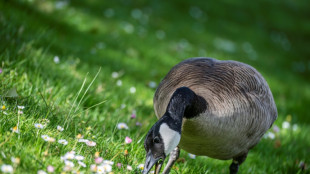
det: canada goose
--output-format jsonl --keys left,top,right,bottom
{"left": 142, "top": 58, "right": 277, "bottom": 174}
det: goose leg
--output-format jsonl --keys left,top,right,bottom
{"left": 162, "top": 146, "right": 180, "bottom": 174}
{"left": 229, "top": 152, "right": 248, "bottom": 174}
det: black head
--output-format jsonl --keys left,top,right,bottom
{"left": 142, "top": 116, "right": 181, "bottom": 174}
{"left": 142, "top": 122, "right": 166, "bottom": 174}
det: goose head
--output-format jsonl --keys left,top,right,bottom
{"left": 143, "top": 115, "right": 181, "bottom": 174}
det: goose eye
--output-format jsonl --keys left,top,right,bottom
{"left": 153, "top": 137, "right": 160, "bottom": 143}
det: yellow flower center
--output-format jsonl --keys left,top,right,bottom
{"left": 1, "top": 105, "right": 6, "bottom": 110}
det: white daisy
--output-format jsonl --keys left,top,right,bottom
{"left": 58, "top": 139, "right": 68, "bottom": 145}
{"left": 1, "top": 164, "right": 13, "bottom": 173}
{"left": 57, "top": 125, "right": 64, "bottom": 131}
{"left": 117, "top": 123, "right": 129, "bottom": 130}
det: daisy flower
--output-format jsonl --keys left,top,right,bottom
{"left": 130, "top": 113, "right": 136, "bottom": 119}
{"left": 17, "top": 106, "right": 25, "bottom": 110}
{"left": 127, "top": 165, "right": 133, "bottom": 171}
{"left": 34, "top": 123, "right": 45, "bottom": 129}
{"left": 58, "top": 139, "right": 68, "bottom": 145}
{"left": 103, "top": 160, "right": 114, "bottom": 165}
{"left": 117, "top": 163, "right": 122, "bottom": 168}
{"left": 86, "top": 141, "right": 96, "bottom": 147}
{"left": 272, "top": 125, "right": 280, "bottom": 133}
{"left": 137, "top": 164, "right": 144, "bottom": 170}
{"left": 1, "top": 164, "right": 13, "bottom": 173}
{"left": 64, "top": 160, "right": 74, "bottom": 168}
{"left": 188, "top": 153, "right": 196, "bottom": 159}
{"left": 11, "top": 126, "right": 19, "bottom": 134}
{"left": 57, "top": 125, "right": 64, "bottom": 131}
{"left": 116, "top": 80, "right": 122, "bottom": 86}
{"left": 136, "top": 122, "right": 142, "bottom": 126}
{"left": 78, "top": 161, "right": 86, "bottom": 168}
{"left": 117, "top": 123, "right": 129, "bottom": 130}
{"left": 148, "top": 81, "right": 157, "bottom": 88}
{"left": 76, "top": 134, "right": 83, "bottom": 139}
{"left": 266, "top": 132, "right": 275, "bottom": 139}
{"left": 282, "top": 121, "right": 290, "bottom": 129}
{"left": 63, "top": 151, "right": 75, "bottom": 160}
{"left": 125, "top": 136, "right": 132, "bottom": 144}
{"left": 47, "top": 165, "right": 54, "bottom": 173}
{"left": 75, "top": 155, "right": 85, "bottom": 161}
{"left": 78, "top": 139, "right": 89, "bottom": 143}
{"left": 95, "top": 157, "right": 103, "bottom": 164}
{"left": 90, "top": 164, "right": 97, "bottom": 172}
{"left": 53, "top": 56, "right": 60, "bottom": 64}
{"left": 41, "top": 135, "right": 50, "bottom": 142}
{"left": 129, "top": 87, "right": 136, "bottom": 93}
{"left": 97, "top": 164, "right": 112, "bottom": 173}
{"left": 11, "top": 157, "right": 20, "bottom": 164}
{"left": 111, "top": 72, "right": 119, "bottom": 78}
{"left": 37, "top": 170, "right": 47, "bottom": 174}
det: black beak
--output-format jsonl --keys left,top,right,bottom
{"left": 142, "top": 151, "right": 164, "bottom": 174}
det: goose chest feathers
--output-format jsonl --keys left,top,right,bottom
{"left": 143, "top": 58, "right": 277, "bottom": 174}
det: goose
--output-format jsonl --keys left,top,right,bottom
{"left": 142, "top": 58, "right": 277, "bottom": 174}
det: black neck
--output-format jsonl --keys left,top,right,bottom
{"left": 164, "top": 87, "right": 207, "bottom": 132}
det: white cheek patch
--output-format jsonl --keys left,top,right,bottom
{"left": 159, "top": 123, "right": 181, "bottom": 155}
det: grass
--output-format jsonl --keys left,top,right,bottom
{"left": 0, "top": 0, "right": 310, "bottom": 173}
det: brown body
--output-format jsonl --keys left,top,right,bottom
{"left": 154, "top": 58, "right": 277, "bottom": 160}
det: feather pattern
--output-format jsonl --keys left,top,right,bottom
{"left": 153, "top": 58, "right": 277, "bottom": 160}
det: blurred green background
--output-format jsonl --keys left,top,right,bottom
{"left": 0, "top": 0, "right": 310, "bottom": 173}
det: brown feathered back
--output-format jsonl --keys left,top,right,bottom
{"left": 153, "top": 58, "right": 277, "bottom": 159}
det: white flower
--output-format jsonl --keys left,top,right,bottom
{"left": 97, "top": 164, "right": 112, "bottom": 173}
{"left": 90, "top": 164, "right": 97, "bottom": 172}
{"left": 64, "top": 160, "right": 75, "bottom": 167}
{"left": 53, "top": 56, "right": 60, "bottom": 64}
{"left": 188, "top": 153, "right": 196, "bottom": 159}
{"left": 63, "top": 152, "right": 75, "bottom": 160}
{"left": 86, "top": 141, "right": 96, "bottom": 147}
{"left": 116, "top": 80, "right": 122, "bottom": 86}
{"left": 11, "top": 157, "right": 20, "bottom": 164}
{"left": 282, "top": 121, "right": 290, "bottom": 129}
{"left": 37, "top": 170, "right": 47, "bottom": 174}
{"left": 137, "top": 164, "right": 144, "bottom": 170}
{"left": 78, "top": 161, "right": 86, "bottom": 168}
{"left": 57, "top": 125, "right": 64, "bottom": 131}
{"left": 267, "top": 132, "right": 275, "bottom": 139}
{"left": 292, "top": 124, "right": 298, "bottom": 131}
{"left": 111, "top": 72, "right": 119, "bottom": 78}
{"left": 148, "top": 81, "right": 157, "bottom": 88}
{"left": 129, "top": 87, "right": 136, "bottom": 93}
{"left": 34, "top": 123, "right": 45, "bottom": 129}
{"left": 1, "top": 164, "right": 13, "bottom": 173}
{"left": 127, "top": 165, "right": 133, "bottom": 171}
{"left": 103, "top": 160, "right": 114, "bottom": 165}
{"left": 78, "top": 139, "right": 89, "bottom": 143}
{"left": 17, "top": 106, "right": 25, "bottom": 110}
{"left": 75, "top": 155, "right": 85, "bottom": 161}
{"left": 58, "top": 139, "right": 68, "bottom": 145}
{"left": 272, "top": 125, "right": 280, "bottom": 133}
{"left": 11, "top": 126, "right": 19, "bottom": 134}
{"left": 41, "top": 135, "right": 50, "bottom": 142}
{"left": 117, "top": 123, "right": 129, "bottom": 130}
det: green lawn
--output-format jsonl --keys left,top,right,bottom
{"left": 0, "top": 0, "right": 309, "bottom": 173}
